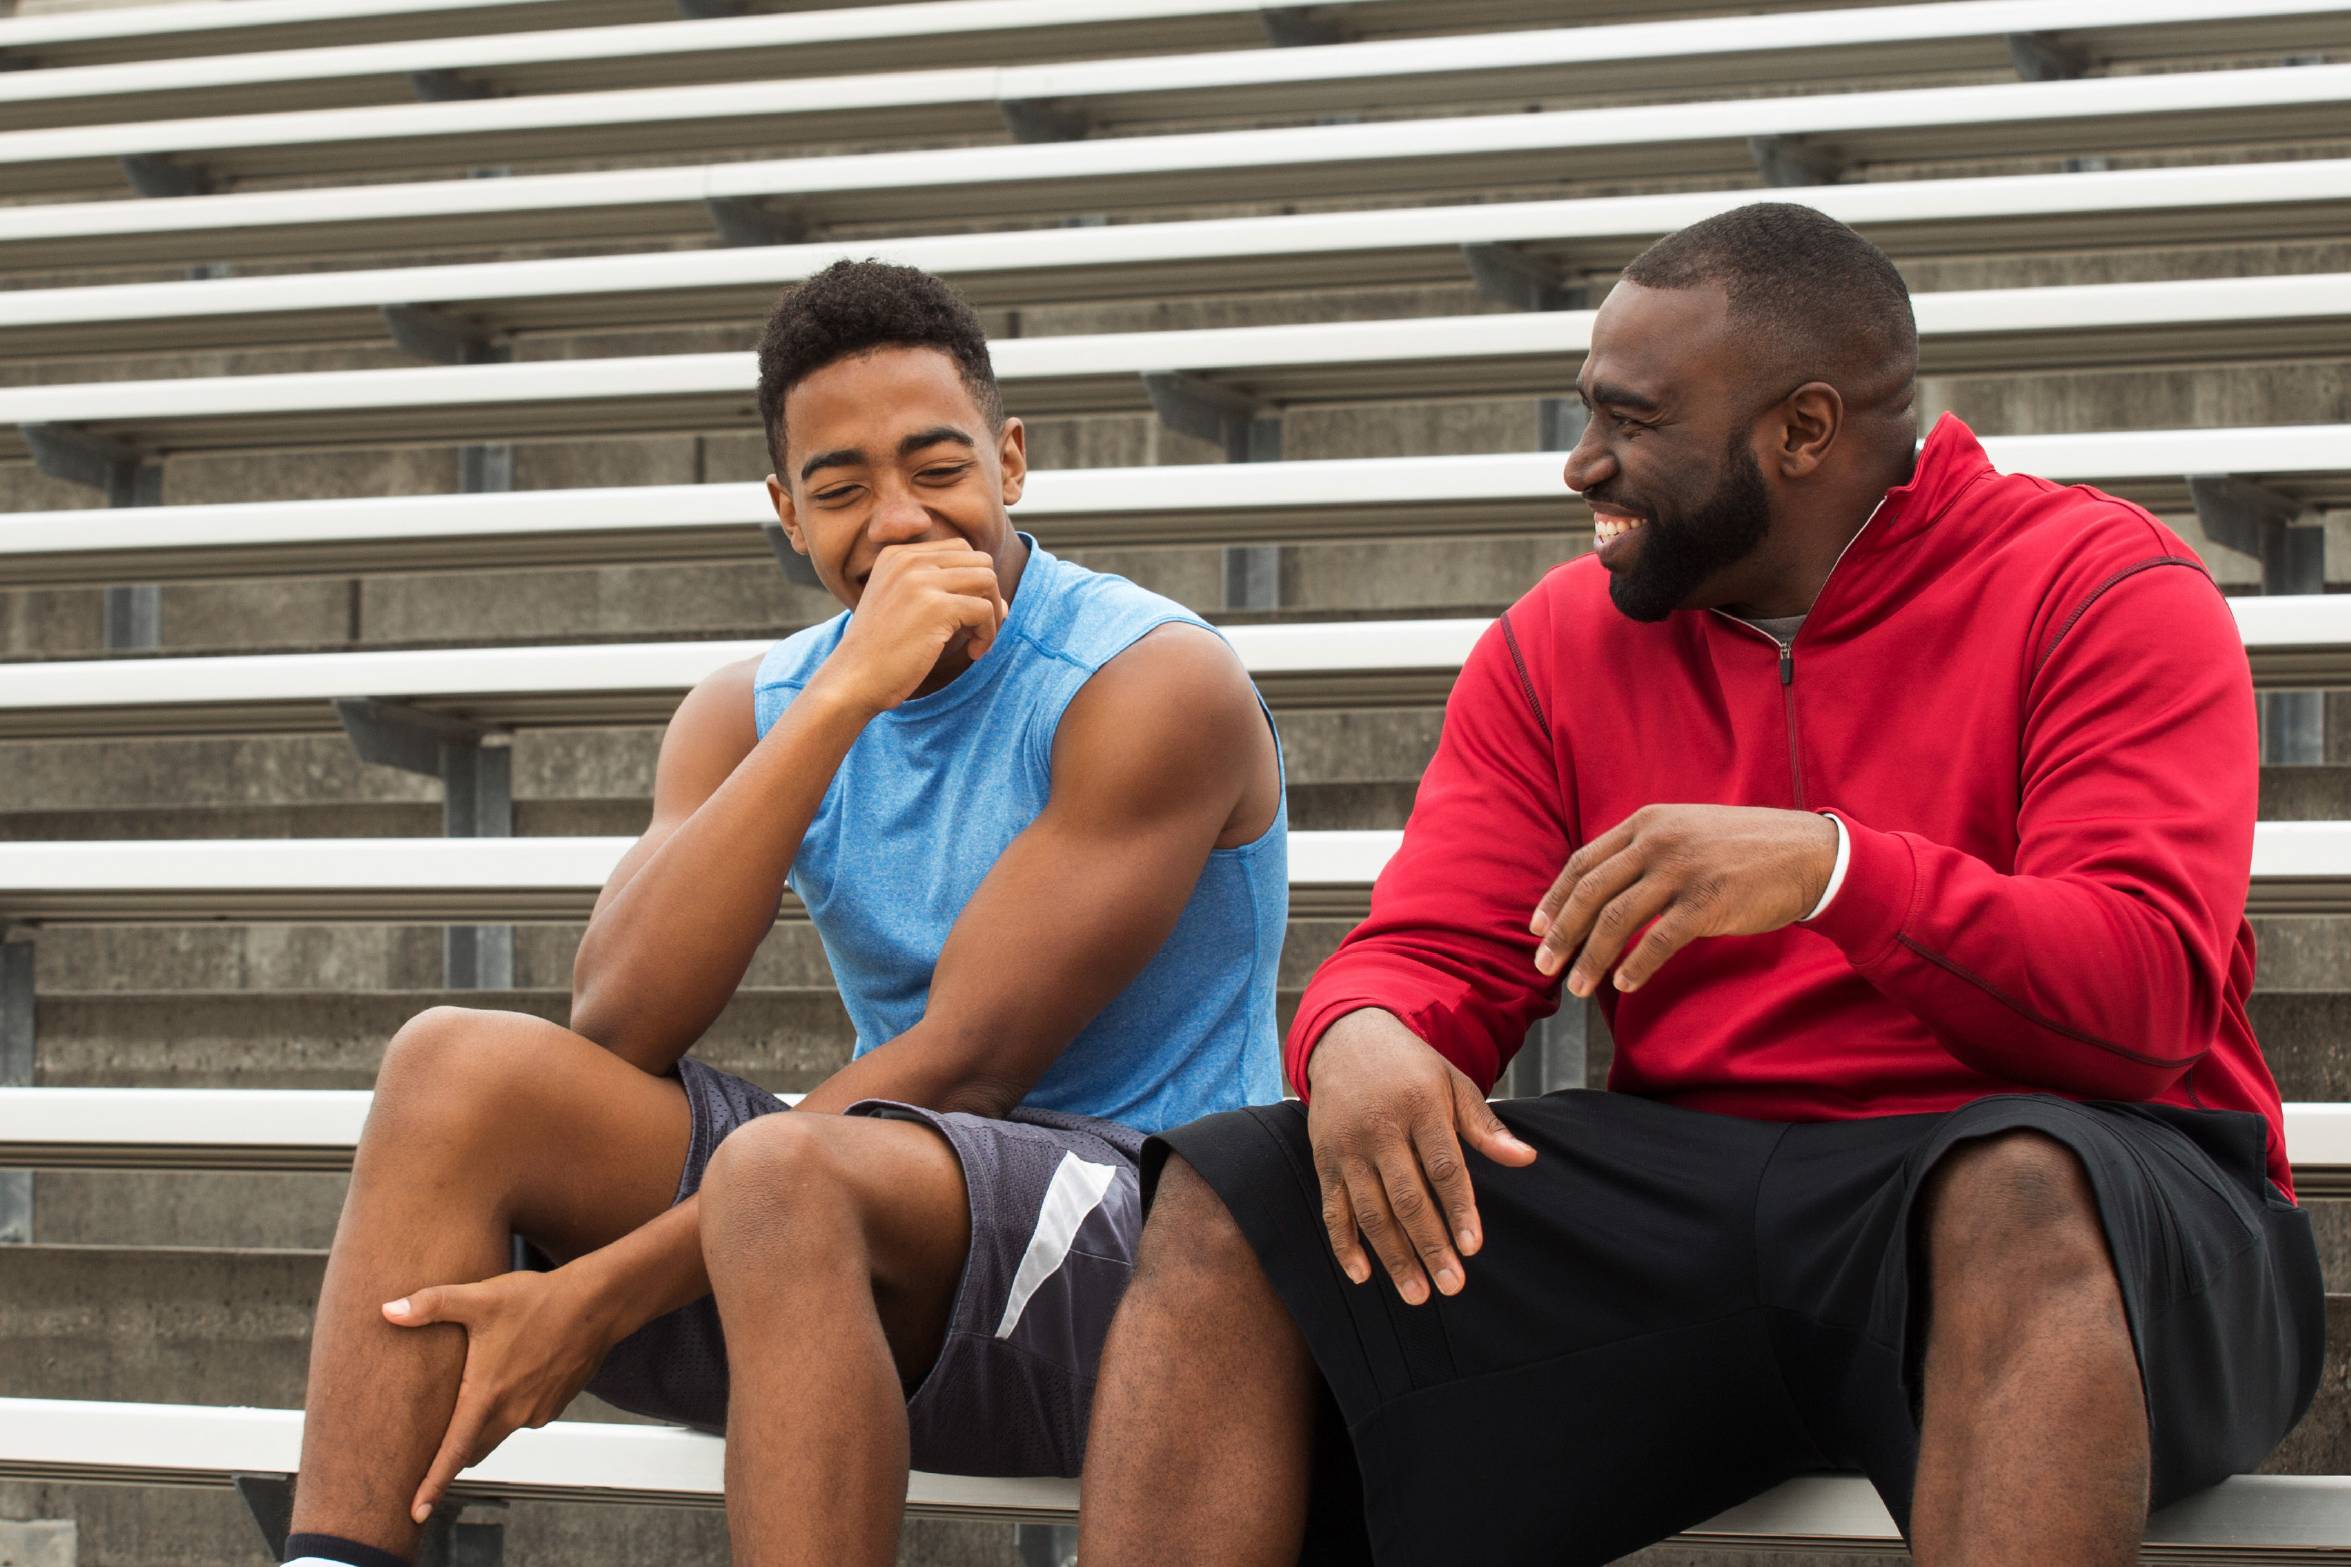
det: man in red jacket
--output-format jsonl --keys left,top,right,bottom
{"left": 1076, "top": 203, "right": 2321, "bottom": 1565}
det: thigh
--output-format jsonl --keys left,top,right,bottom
{"left": 1770, "top": 1096, "right": 2327, "bottom": 1520}
{"left": 1156, "top": 1090, "right": 1823, "bottom": 1565}
{"left": 870, "top": 1103, "right": 1142, "bottom": 1479}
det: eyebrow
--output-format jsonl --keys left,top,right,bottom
{"left": 1577, "top": 380, "right": 1664, "bottom": 414}
{"left": 797, "top": 426, "right": 977, "bottom": 483}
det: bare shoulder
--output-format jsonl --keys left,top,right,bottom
{"left": 1055, "top": 624, "right": 1276, "bottom": 837}
{"left": 1071, "top": 622, "right": 1261, "bottom": 744}
{"left": 653, "top": 655, "right": 762, "bottom": 807}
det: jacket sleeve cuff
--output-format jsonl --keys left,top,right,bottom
{"left": 1800, "top": 812, "right": 1916, "bottom": 968}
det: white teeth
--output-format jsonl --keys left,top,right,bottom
{"left": 1593, "top": 514, "right": 1647, "bottom": 543}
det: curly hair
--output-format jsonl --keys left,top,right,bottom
{"left": 754, "top": 259, "right": 1004, "bottom": 473}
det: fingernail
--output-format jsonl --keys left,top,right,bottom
{"left": 1529, "top": 913, "right": 1549, "bottom": 938}
{"left": 1566, "top": 974, "right": 1586, "bottom": 997}
{"left": 1614, "top": 973, "right": 1634, "bottom": 992}
{"left": 383, "top": 1298, "right": 409, "bottom": 1317}
{"left": 1457, "top": 1229, "right": 1477, "bottom": 1253}
{"left": 413, "top": 1504, "right": 431, "bottom": 1524}
{"left": 1401, "top": 1279, "right": 1427, "bottom": 1305}
{"left": 1436, "top": 1267, "right": 1462, "bottom": 1295}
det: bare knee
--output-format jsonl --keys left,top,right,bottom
{"left": 1132, "top": 1156, "right": 1274, "bottom": 1306}
{"left": 702, "top": 1113, "right": 860, "bottom": 1265}
{"left": 1923, "top": 1131, "right": 2121, "bottom": 1340}
{"left": 368, "top": 1006, "right": 548, "bottom": 1142}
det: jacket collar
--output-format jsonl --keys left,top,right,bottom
{"left": 1856, "top": 411, "right": 1997, "bottom": 555}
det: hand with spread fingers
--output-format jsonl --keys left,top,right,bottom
{"left": 1531, "top": 803, "right": 1839, "bottom": 998}
{"left": 1305, "top": 1008, "right": 1539, "bottom": 1306}
{"left": 383, "top": 1266, "right": 622, "bottom": 1524}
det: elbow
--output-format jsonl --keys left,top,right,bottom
{"left": 934, "top": 1070, "right": 1029, "bottom": 1124}
{"left": 567, "top": 984, "right": 670, "bottom": 1077}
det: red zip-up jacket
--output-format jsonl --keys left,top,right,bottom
{"left": 1290, "top": 414, "right": 2291, "bottom": 1197}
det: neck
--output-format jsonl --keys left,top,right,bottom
{"left": 1722, "top": 485, "right": 1891, "bottom": 621}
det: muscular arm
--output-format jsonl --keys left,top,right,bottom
{"left": 568, "top": 657, "right": 866, "bottom": 1072}
{"left": 801, "top": 622, "right": 1276, "bottom": 1116}
{"left": 570, "top": 623, "right": 1277, "bottom": 1336}
{"left": 1806, "top": 558, "right": 2257, "bottom": 1099}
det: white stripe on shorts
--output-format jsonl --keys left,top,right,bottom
{"left": 995, "top": 1150, "right": 1121, "bottom": 1340}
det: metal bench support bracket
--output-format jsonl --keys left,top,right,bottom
{"left": 1, "top": 938, "right": 32, "bottom": 1244}
{"left": 335, "top": 700, "right": 516, "bottom": 989}
{"left": 119, "top": 153, "right": 210, "bottom": 198}
{"left": 707, "top": 197, "right": 811, "bottom": 249}
{"left": 1000, "top": 99, "right": 1089, "bottom": 143}
{"left": 1142, "top": 373, "right": 1285, "bottom": 609}
{"left": 23, "top": 423, "right": 165, "bottom": 649}
{"left": 238, "top": 1473, "right": 505, "bottom": 1566}
{"left": 1261, "top": 8, "right": 1347, "bottom": 46}
{"left": 411, "top": 69, "right": 495, "bottom": 102}
{"left": 762, "top": 517, "right": 823, "bottom": 589}
{"left": 2192, "top": 473, "right": 2326, "bottom": 764}
{"left": 1748, "top": 135, "right": 1844, "bottom": 188}
{"left": 2006, "top": 31, "right": 2089, "bottom": 82}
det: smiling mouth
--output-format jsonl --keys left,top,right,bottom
{"left": 1593, "top": 509, "right": 1649, "bottom": 546}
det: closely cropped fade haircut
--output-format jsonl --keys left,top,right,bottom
{"left": 1622, "top": 203, "right": 1918, "bottom": 419}
{"left": 755, "top": 259, "right": 1004, "bottom": 474}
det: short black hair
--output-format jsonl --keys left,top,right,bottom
{"left": 1621, "top": 202, "right": 1918, "bottom": 417}
{"left": 754, "top": 259, "right": 1004, "bottom": 474}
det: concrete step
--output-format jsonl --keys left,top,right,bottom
{"left": 0, "top": 708, "right": 1448, "bottom": 840}
{"left": 18, "top": 917, "right": 1363, "bottom": 996}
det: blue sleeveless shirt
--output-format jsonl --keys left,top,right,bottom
{"left": 752, "top": 538, "right": 1287, "bottom": 1135}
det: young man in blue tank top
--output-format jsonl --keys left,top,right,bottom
{"left": 278, "top": 261, "right": 1287, "bottom": 1567}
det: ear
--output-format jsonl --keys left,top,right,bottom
{"left": 996, "top": 417, "right": 1028, "bottom": 507}
{"left": 765, "top": 472, "right": 810, "bottom": 557}
{"left": 1776, "top": 382, "right": 1843, "bottom": 479}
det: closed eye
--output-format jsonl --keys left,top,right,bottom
{"left": 917, "top": 463, "right": 974, "bottom": 483}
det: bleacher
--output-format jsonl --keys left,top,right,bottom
{"left": 0, "top": 0, "right": 2345, "bottom": 1562}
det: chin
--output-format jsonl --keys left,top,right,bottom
{"left": 1606, "top": 571, "right": 1681, "bottom": 624}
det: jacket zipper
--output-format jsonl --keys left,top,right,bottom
{"left": 1710, "top": 497, "right": 1890, "bottom": 814}
{"left": 1778, "top": 639, "right": 1805, "bottom": 808}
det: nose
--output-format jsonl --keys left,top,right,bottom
{"left": 866, "top": 484, "right": 934, "bottom": 547}
{"left": 1561, "top": 418, "right": 1612, "bottom": 498}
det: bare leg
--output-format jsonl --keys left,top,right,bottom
{"left": 698, "top": 1111, "right": 970, "bottom": 1567}
{"left": 1077, "top": 1155, "right": 1320, "bottom": 1566}
{"left": 290, "top": 1006, "right": 691, "bottom": 1559}
{"left": 1909, "top": 1131, "right": 2147, "bottom": 1567}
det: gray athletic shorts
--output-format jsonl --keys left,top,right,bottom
{"left": 574, "top": 1056, "right": 1145, "bottom": 1479}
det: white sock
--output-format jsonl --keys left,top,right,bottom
{"left": 284, "top": 1559, "right": 355, "bottom": 1567}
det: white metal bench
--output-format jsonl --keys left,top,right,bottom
{"left": 8, "top": 0, "right": 2341, "bottom": 136}
{"left": 0, "top": 0, "right": 1604, "bottom": 132}
{"left": 4, "top": 428, "right": 2341, "bottom": 587}
{"left": 0, "top": 597, "right": 2339, "bottom": 740}
{"left": 0, "top": 0, "right": 1628, "bottom": 74}
{"left": 0, "top": 1398, "right": 2344, "bottom": 1556}
{"left": 7, "top": 1089, "right": 2348, "bottom": 1187}
{"left": 13, "top": 148, "right": 2346, "bottom": 287}
{"left": 2, "top": 52, "right": 2342, "bottom": 201}
{"left": 9, "top": 275, "right": 2349, "bottom": 452}
{"left": 0, "top": 822, "right": 2342, "bottom": 924}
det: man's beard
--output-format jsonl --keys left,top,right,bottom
{"left": 1603, "top": 434, "right": 1773, "bottom": 623}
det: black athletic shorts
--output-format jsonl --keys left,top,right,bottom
{"left": 1152, "top": 1090, "right": 2324, "bottom": 1565}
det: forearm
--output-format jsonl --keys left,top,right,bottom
{"left": 572, "top": 688, "right": 869, "bottom": 1065}
{"left": 566, "top": 1196, "right": 712, "bottom": 1343}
